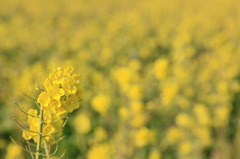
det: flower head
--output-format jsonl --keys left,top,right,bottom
{"left": 23, "top": 66, "right": 82, "bottom": 144}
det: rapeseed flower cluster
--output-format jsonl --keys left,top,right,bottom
{"left": 22, "top": 66, "right": 82, "bottom": 144}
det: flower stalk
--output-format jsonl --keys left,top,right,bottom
{"left": 12, "top": 66, "right": 82, "bottom": 158}
{"left": 36, "top": 106, "right": 43, "bottom": 159}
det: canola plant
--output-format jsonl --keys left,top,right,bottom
{"left": 0, "top": 0, "right": 240, "bottom": 158}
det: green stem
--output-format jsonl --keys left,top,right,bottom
{"left": 36, "top": 106, "right": 44, "bottom": 159}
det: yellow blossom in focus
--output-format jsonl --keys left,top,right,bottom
{"left": 43, "top": 124, "right": 55, "bottom": 136}
{"left": 54, "top": 105, "right": 67, "bottom": 117}
{"left": 37, "top": 92, "right": 50, "bottom": 108}
{"left": 49, "top": 99, "right": 61, "bottom": 108}
{"left": 64, "top": 95, "right": 80, "bottom": 113}
{"left": 63, "top": 66, "right": 74, "bottom": 76}
{"left": 47, "top": 84, "right": 65, "bottom": 100}
{"left": 27, "top": 109, "right": 38, "bottom": 124}
{"left": 22, "top": 130, "right": 33, "bottom": 140}
{"left": 22, "top": 66, "right": 82, "bottom": 144}
{"left": 43, "top": 124, "right": 56, "bottom": 143}
{"left": 48, "top": 68, "right": 64, "bottom": 85}
{"left": 62, "top": 78, "right": 77, "bottom": 95}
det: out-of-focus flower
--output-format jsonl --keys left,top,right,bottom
{"left": 74, "top": 113, "right": 91, "bottom": 134}
{"left": 154, "top": 58, "right": 169, "bottom": 80}
{"left": 5, "top": 143, "right": 23, "bottom": 159}
{"left": 91, "top": 94, "right": 110, "bottom": 115}
{"left": 149, "top": 150, "right": 161, "bottom": 159}
{"left": 87, "top": 143, "right": 112, "bottom": 159}
{"left": 133, "top": 127, "right": 155, "bottom": 147}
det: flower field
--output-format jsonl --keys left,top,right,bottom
{"left": 0, "top": 0, "right": 240, "bottom": 158}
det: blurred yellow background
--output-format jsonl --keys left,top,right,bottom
{"left": 1, "top": 0, "right": 240, "bottom": 158}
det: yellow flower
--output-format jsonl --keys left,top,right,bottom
{"left": 93, "top": 127, "right": 107, "bottom": 142}
{"left": 118, "top": 107, "right": 129, "bottom": 120}
{"left": 176, "top": 113, "right": 193, "bottom": 128}
{"left": 131, "top": 114, "right": 146, "bottom": 128}
{"left": 112, "top": 67, "right": 132, "bottom": 91}
{"left": 43, "top": 124, "right": 55, "bottom": 136}
{"left": 27, "top": 109, "right": 38, "bottom": 124}
{"left": 52, "top": 119, "right": 64, "bottom": 136}
{"left": 42, "top": 124, "right": 56, "bottom": 143}
{"left": 48, "top": 68, "right": 64, "bottom": 85}
{"left": 44, "top": 78, "right": 52, "bottom": 90}
{"left": 154, "top": 58, "right": 169, "bottom": 80}
{"left": 64, "top": 95, "right": 80, "bottom": 113}
{"left": 130, "top": 100, "right": 143, "bottom": 114}
{"left": 74, "top": 113, "right": 91, "bottom": 134}
{"left": 87, "top": 143, "right": 112, "bottom": 159}
{"left": 127, "top": 84, "right": 143, "bottom": 100}
{"left": 134, "top": 127, "right": 155, "bottom": 147}
{"left": 178, "top": 141, "right": 192, "bottom": 156}
{"left": 62, "top": 78, "right": 77, "bottom": 95}
{"left": 149, "top": 150, "right": 161, "bottom": 159}
{"left": 128, "top": 59, "right": 141, "bottom": 71}
{"left": 22, "top": 66, "right": 82, "bottom": 144}
{"left": 43, "top": 112, "right": 52, "bottom": 123}
{"left": 112, "top": 67, "right": 132, "bottom": 84}
{"left": 214, "top": 105, "right": 231, "bottom": 127}
{"left": 194, "top": 127, "right": 212, "bottom": 147}
{"left": 48, "top": 84, "right": 65, "bottom": 100}
{"left": 193, "top": 104, "right": 211, "bottom": 126}
{"left": 5, "top": 143, "right": 23, "bottom": 159}
{"left": 91, "top": 94, "right": 110, "bottom": 115}
{"left": 166, "top": 127, "right": 183, "bottom": 144}
{"left": 49, "top": 99, "right": 61, "bottom": 108}
{"left": 22, "top": 130, "right": 33, "bottom": 140}
{"left": 162, "top": 82, "right": 178, "bottom": 106}
{"left": 37, "top": 92, "right": 50, "bottom": 107}
{"left": 54, "top": 105, "right": 67, "bottom": 117}
{"left": 63, "top": 66, "right": 74, "bottom": 76}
